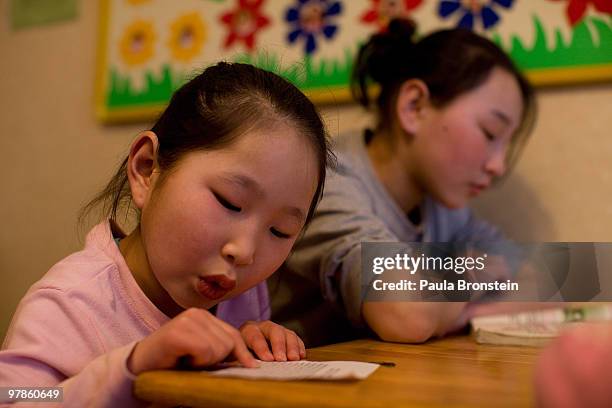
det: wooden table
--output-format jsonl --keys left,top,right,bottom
{"left": 134, "top": 336, "right": 541, "bottom": 407}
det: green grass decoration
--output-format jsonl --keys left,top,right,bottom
{"left": 509, "top": 16, "right": 612, "bottom": 69}
{"left": 107, "top": 65, "right": 179, "bottom": 108}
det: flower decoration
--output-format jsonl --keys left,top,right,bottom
{"left": 285, "top": 0, "right": 342, "bottom": 55}
{"left": 220, "top": 0, "right": 271, "bottom": 51}
{"left": 360, "top": 0, "right": 423, "bottom": 32}
{"left": 438, "top": 0, "right": 514, "bottom": 31}
{"left": 548, "top": 0, "right": 612, "bottom": 26}
{"left": 168, "top": 12, "right": 207, "bottom": 63}
{"left": 119, "top": 20, "right": 155, "bottom": 66}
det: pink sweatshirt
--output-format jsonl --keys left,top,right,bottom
{"left": 0, "top": 221, "right": 270, "bottom": 407}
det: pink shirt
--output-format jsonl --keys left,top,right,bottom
{"left": 0, "top": 221, "right": 270, "bottom": 407}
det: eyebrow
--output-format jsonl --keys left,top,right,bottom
{"left": 219, "top": 173, "right": 307, "bottom": 222}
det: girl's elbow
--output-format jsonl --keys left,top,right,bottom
{"left": 363, "top": 303, "right": 437, "bottom": 343}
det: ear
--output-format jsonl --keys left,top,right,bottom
{"left": 127, "top": 131, "right": 160, "bottom": 210}
{"left": 395, "top": 79, "right": 430, "bottom": 136}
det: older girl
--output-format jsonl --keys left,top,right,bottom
{"left": 271, "top": 19, "right": 536, "bottom": 346}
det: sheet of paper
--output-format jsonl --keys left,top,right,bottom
{"left": 208, "top": 360, "right": 379, "bottom": 381}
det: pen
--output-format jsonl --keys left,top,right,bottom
{"left": 368, "top": 361, "right": 396, "bottom": 367}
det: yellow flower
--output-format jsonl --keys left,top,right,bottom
{"left": 119, "top": 20, "right": 155, "bottom": 66}
{"left": 168, "top": 12, "right": 206, "bottom": 63}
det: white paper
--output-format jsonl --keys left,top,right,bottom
{"left": 208, "top": 360, "right": 379, "bottom": 381}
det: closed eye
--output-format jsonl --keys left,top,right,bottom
{"left": 482, "top": 129, "right": 497, "bottom": 141}
{"left": 213, "top": 192, "right": 241, "bottom": 212}
{"left": 270, "top": 227, "right": 291, "bottom": 239}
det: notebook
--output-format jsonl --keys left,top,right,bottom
{"left": 470, "top": 304, "right": 612, "bottom": 346}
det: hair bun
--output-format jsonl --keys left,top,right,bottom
{"left": 363, "top": 18, "right": 417, "bottom": 84}
{"left": 351, "top": 18, "right": 418, "bottom": 107}
{"left": 387, "top": 18, "right": 417, "bottom": 44}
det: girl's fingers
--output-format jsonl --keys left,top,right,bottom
{"left": 242, "top": 325, "right": 274, "bottom": 361}
{"left": 216, "top": 319, "right": 258, "bottom": 368}
{"left": 230, "top": 331, "right": 258, "bottom": 368}
{"left": 240, "top": 321, "right": 306, "bottom": 361}
{"left": 266, "top": 324, "right": 288, "bottom": 361}
{"left": 182, "top": 310, "right": 255, "bottom": 368}
{"left": 189, "top": 323, "right": 233, "bottom": 367}
{"left": 298, "top": 336, "right": 307, "bottom": 359}
{"left": 284, "top": 330, "right": 301, "bottom": 361}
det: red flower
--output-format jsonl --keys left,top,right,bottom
{"left": 220, "top": 0, "right": 271, "bottom": 51}
{"left": 360, "top": 0, "right": 423, "bottom": 32}
{"left": 549, "top": 0, "right": 612, "bottom": 26}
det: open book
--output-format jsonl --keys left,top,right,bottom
{"left": 470, "top": 305, "right": 612, "bottom": 346}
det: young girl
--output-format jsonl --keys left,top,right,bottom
{"left": 271, "top": 19, "right": 536, "bottom": 347}
{"left": 0, "top": 62, "right": 332, "bottom": 406}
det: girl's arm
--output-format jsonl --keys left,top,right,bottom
{"left": 0, "top": 342, "right": 140, "bottom": 407}
{"left": 0, "top": 286, "right": 145, "bottom": 407}
{"left": 362, "top": 301, "right": 467, "bottom": 343}
{"left": 1, "top": 287, "right": 256, "bottom": 407}
{"left": 337, "top": 208, "right": 520, "bottom": 343}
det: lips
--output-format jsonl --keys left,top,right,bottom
{"left": 196, "top": 275, "right": 236, "bottom": 300}
{"left": 471, "top": 181, "right": 490, "bottom": 190}
{"left": 468, "top": 182, "right": 489, "bottom": 196}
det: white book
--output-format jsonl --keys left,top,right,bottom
{"left": 470, "top": 305, "right": 612, "bottom": 346}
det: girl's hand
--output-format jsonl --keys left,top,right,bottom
{"left": 239, "top": 320, "right": 306, "bottom": 362}
{"left": 128, "top": 308, "right": 257, "bottom": 375}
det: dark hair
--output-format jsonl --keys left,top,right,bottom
{"left": 352, "top": 18, "right": 536, "bottom": 170}
{"left": 81, "top": 62, "right": 333, "bottom": 228}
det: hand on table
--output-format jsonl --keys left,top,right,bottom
{"left": 128, "top": 308, "right": 257, "bottom": 375}
{"left": 240, "top": 320, "right": 306, "bottom": 362}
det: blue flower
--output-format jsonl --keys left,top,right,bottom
{"left": 286, "top": 0, "right": 342, "bottom": 55}
{"left": 438, "top": 0, "right": 514, "bottom": 31}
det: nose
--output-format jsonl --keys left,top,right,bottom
{"left": 484, "top": 149, "right": 507, "bottom": 178}
{"left": 221, "top": 232, "right": 256, "bottom": 266}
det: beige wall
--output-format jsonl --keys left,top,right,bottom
{"left": 1, "top": 1, "right": 611, "bottom": 340}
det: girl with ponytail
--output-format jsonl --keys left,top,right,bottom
{"left": 272, "top": 19, "right": 536, "bottom": 346}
